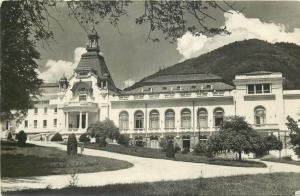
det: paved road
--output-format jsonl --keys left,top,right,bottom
{"left": 2, "top": 141, "right": 300, "bottom": 192}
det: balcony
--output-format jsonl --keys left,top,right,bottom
{"left": 149, "top": 94, "right": 160, "bottom": 99}
{"left": 119, "top": 96, "right": 129, "bottom": 100}
{"left": 134, "top": 95, "right": 144, "bottom": 100}
{"left": 180, "top": 127, "right": 192, "bottom": 132}
{"left": 134, "top": 128, "right": 145, "bottom": 132}
{"left": 113, "top": 91, "right": 233, "bottom": 102}
{"left": 165, "top": 93, "right": 175, "bottom": 98}
{"left": 252, "top": 124, "right": 279, "bottom": 130}
{"left": 180, "top": 93, "right": 192, "bottom": 97}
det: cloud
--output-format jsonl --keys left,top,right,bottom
{"left": 177, "top": 11, "right": 300, "bottom": 60}
{"left": 123, "top": 79, "right": 135, "bottom": 88}
{"left": 39, "top": 47, "right": 87, "bottom": 82}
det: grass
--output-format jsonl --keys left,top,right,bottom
{"left": 85, "top": 143, "right": 267, "bottom": 168}
{"left": 262, "top": 157, "right": 300, "bottom": 166}
{"left": 1, "top": 140, "right": 133, "bottom": 178}
{"left": 3, "top": 173, "right": 300, "bottom": 196}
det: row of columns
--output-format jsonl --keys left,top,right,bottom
{"left": 65, "top": 111, "right": 89, "bottom": 129}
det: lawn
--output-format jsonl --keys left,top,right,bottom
{"left": 1, "top": 140, "right": 133, "bottom": 178}
{"left": 3, "top": 173, "right": 300, "bottom": 196}
{"left": 85, "top": 143, "right": 267, "bottom": 168}
{"left": 262, "top": 157, "right": 300, "bottom": 166}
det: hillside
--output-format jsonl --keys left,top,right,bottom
{"left": 135, "top": 39, "right": 300, "bottom": 90}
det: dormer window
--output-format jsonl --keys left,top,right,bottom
{"left": 79, "top": 95, "right": 87, "bottom": 102}
{"left": 143, "top": 87, "right": 152, "bottom": 92}
{"left": 77, "top": 70, "right": 90, "bottom": 78}
{"left": 191, "top": 86, "right": 196, "bottom": 89}
{"left": 205, "top": 84, "right": 212, "bottom": 89}
{"left": 162, "top": 87, "right": 167, "bottom": 90}
{"left": 173, "top": 86, "right": 181, "bottom": 91}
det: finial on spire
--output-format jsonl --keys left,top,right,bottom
{"left": 87, "top": 27, "right": 100, "bottom": 52}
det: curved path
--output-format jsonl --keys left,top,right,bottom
{"left": 2, "top": 141, "right": 300, "bottom": 192}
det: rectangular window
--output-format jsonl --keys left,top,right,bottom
{"left": 34, "top": 120, "right": 37, "bottom": 128}
{"left": 53, "top": 119, "right": 57, "bottom": 127}
{"left": 34, "top": 108, "right": 38, "bottom": 114}
{"left": 24, "top": 120, "right": 28, "bottom": 128}
{"left": 263, "top": 84, "right": 271, "bottom": 93}
{"left": 256, "top": 84, "right": 263, "bottom": 94}
{"left": 79, "top": 95, "right": 87, "bottom": 101}
{"left": 247, "top": 84, "right": 255, "bottom": 94}
{"left": 44, "top": 107, "right": 48, "bottom": 114}
{"left": 43, "top": 120, "right": 47, "bottom": 128}
{"left": 54, "top": 107, "right": 58, "bottom": 114}
{"left": 247, "top": 84, "right": 271, "bottom": 94}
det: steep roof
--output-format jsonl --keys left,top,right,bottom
{"left": 75, "top": 31, "right": 119, "bottom": 93}
{"left": 75, "top": 51, "right": 110, "bottom": 79}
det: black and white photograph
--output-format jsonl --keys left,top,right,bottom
{"left": 1, "top": 0, "right": 300, "bottom": 195}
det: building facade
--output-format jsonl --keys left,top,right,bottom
{"left": 6, "top": 32, "right": 300, "bottom": 149}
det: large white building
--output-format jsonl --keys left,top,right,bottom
{"left": 5, "top": 32, "right": 300, "bottom": 150}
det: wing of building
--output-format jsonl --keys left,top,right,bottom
{"left": 3, "top": 32, "right": 300, "bottom": 151}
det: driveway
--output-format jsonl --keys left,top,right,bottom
{"left": 2, "top": 141, "right": 300, "bottom": 192}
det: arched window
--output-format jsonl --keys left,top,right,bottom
{"left": 134, "top": 111, "right": 144, "bottom": 129}
{"left": 214, "top": 108, "right": 224, "bottom": 127}
{"left": 255, "top": 106, "right": 266, "bottom": 125}
{"left": 165, "top": 109, "right": 175, "bottom": 128}
{"left": 181, "top": 108, "right": 191, "bottom": 128}
{"left": 149, "top": 110, "right": 160, "bottom": 129}
{"left": 119, "top": 111, "right": 129, "bottom": 130}
{"left": 198, "top": 108, "right": 208, "bottom": 128}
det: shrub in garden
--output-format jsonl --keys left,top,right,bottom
{"left": 118, "top": 134, "right": 129, "bottom": 146}
{"left": 7, "top": 132, "right": 13, "bottom": 140}
{"left": 181, "top": 147, "right": 189, "bottom": 154}
{"left": 96, "top": 135, "right": 107, "bottom": 147}
{"left": 194, "top": 142, "right": 208, "bottom": 156}
{"left": 159, "top": 138, "right": 167, "bottom": 152}
{"left": 79, "top": 133, "right": 90, "bottom": 143}
{"left": 174, "top": 143, "right": 181, "bottom": 153}
{"left": 67, "top": 133, "right": 77, "bottom": 155}
{"left": 282, "top": 155, "right": 292, "bottom": 161}
{"left": 51, "top": 132, "right": 63, "bottom": 141}
{"left": 263, "top": 134, "right": 283, "bottom": 154}
{"left": 166, "top": 140, "right": 176, "bottom": 158}
{"left": 16, "top": 130, "right": 27, "bottom": 145}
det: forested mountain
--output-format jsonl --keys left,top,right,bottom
{"left": 139, "top": 39, "right": 300, "bottom": 90}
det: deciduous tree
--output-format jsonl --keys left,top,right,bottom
{"left": 208, "top": 116, "right": 265, "bottom": 160}
{"left": 286, "top": 116, "right": 300, "bottom": 157}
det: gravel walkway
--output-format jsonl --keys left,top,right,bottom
{"left": 2, "top": 141, "right": 300, "bottom": 192}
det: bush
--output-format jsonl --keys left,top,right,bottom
{"left": 166, "top": 140, "right": 175, "bottom": 158}
{"left": 7, "top": 132, "right": 13, "bottom": 140}
{"left": 181, "top": 147, "right": 189, "bottom": 154}
{"left": 263, "top": 135, "right": 283, "bottom": 154}
{"left": 67, "top": 134, "right": 77, "bottom": 155}
{"left": 79, "top": 133, "right": 90, "bottom": 143}
{"left": 51, "top": 132, "right": 63, "bottom": 142}
{"left": 159, "top": 138, "right": 167, "bottom": 152}
{"left": 194, "top": 142, "right": 208, "bottom": 156}
{"left": 174, "top": 143, "right": 181, "bottom": 153}
{"left": 118, "top": 134, "right": 129, "bottom": 146}
{"left": 282, "top": 155, "right": 293, "bottom": 161}
{"left": 96, "top": 136, "right": 107, "bottom": 147}
{"left": 16, "top": 130, "right": 27, "bottom": 145}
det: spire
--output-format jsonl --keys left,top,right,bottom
{"left": 86, "top": 28, "right": 100, "bottom": 52}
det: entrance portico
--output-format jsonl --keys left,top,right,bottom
{"left": 62, "top": 102, "right": 99, "bottom": 133}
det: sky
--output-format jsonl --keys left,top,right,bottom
{"left": 36, "top": 1, "right": 300, "bottom": 89}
